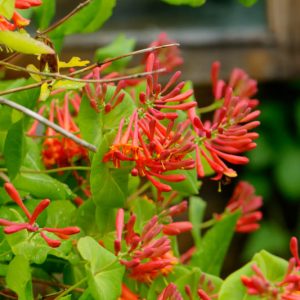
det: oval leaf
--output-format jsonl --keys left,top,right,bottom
{"left": 0, "top": 31, "right": 54, "bottom": 55}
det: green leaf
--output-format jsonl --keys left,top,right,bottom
{"left": 275, "top": 147, "right": 300, "bottom": 199}
{"left": 78, "top": 236, "right": 124, "bottom": 300}
{"left": 13, "top": 172, "right": 73, "bottom": 200}
{"left": 218, "top": 261, "right": 255, "bottom": 300}
{"left": 219, "top": 250, "right": 288, "bottom": 300}
{"left": 95, "top": 206, "right": 115, "bottom": 236}
{"left": 4, "top": 119, "right": 26, "bottom": 180}
{"left": 75, "top": 200, "right": 98, "bottom": 235}
{"left": 95, "top": 34, "right": 136, "bottom": 72}
{"left": 90, "top": 133, "right": 129, "bottom": 208}
{"left": 78, "top": 95, "right": 102, "bottom": 148}
{"left": 33, "top": 0, "right": 56, "bottom": 30}
{"left": 0, "top": 0, "right": 15, "bottom": 19}
{"left": 6, "top": 255, "right": 33, "bottom": 300}
{"left": 167, "top": 167, "right": 200, "bottom": 195}
{"left": 46, "top": 201, "right": 76, "bottom": 228}
{"left": 189, "top": 196, "right": 206, "bottom": 247}
{"left": 238, "top": 0, "right": 258, "bottom": 7}
{"left": 50, "top": 0, "right": 116, "bottom": 38}
{"left": 161, "top": 0, "right": 206, "bottom": 7}
{"left": 0, "top": 31, "right": 54, "bottom": 55}
{"left": 191, "top": 213, "right": 239, "bottom": 276}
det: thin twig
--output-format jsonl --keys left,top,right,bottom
{"left": 37, "top": 0, "right": 91, "bottom": 36}
{"left": 0, "top": 80, "right": 50, "bottom": 97}
{"left": 0, "top": 60, "right": 165, "bottom": 84}
{"left": 32, "top": 278, "right": 84, "bottom": 294}
{"left": 0, "top": 291, "right": 17, "bottom": 300}
{"left": 0, "top": 97, "right": 97, "bottom": 152}
{"left": 70, "top": 43, "right": 180, "bottom": 76}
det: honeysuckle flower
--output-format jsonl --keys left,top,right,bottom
{"left": 190, "top": 62, "right": 260, "bottom": 180}
{"left": 28, "top": 97, "right": 88, "bottom": 168}
{"left": 162, "top": 221, "right": 193, "bottom": 236}
{"left": 0, "top": 0, "right": 42, "bottom": 30}
{"left": 241, "top": 237, "right": 300, "bottom": 298}
{"left": 158, "top": 283, "right": 184, "bottom": 300}
{"left": 0, "top": 183, "right": 80, "bottom": 248}
{"left": 103, "top": 107, "right": 195, "bottom": 194}
{"left": 145, "top": 33, "right": 183, "bottom": 72}
{"left": 139, "top": 53, "right": 196, "bottom": 120}
{"left": 119, "top": 284, "right": 139, "bottom": 300}
{"left": 82, "top": 63, "right": 125, "bottom": 112}
{"left": 114, "top": 210, "right": 177, "bottom": 282}
{"left": 226, "top": 181, "right": 263, "bottom": 233}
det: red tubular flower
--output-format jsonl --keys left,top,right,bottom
{"left": 28, "top": 97, "right": 88, "bottom": 169}
{"left": 15, "top": 0, "right": 42, "bottom": 9}
{"left": 0, "top": 183, "right": 80, "bottom": 248}
{"left": 242, "top": 237, "right": 300, "bottom": 298}
{"left": 0, "top": 0, "right": 42, "bottom": 30}
{"left": 145, "top": 33, "right": 184, "bottom": 72}
{"left": 104, "top": 107, "right": 195, "bottom": 194}
{"left": 158, "top": 283, "right": 184, "bottom": 300}
{"left": 162, "top": 221, "right": 193, "bottom": 236}
{"left": 225, "top": 181, "right": 263, "bottom": 233}
{"left": 114, "top": 212, "right": 177, "bottom": 283}
{"left": 119, "top": 284, "right": 139, "bottom": 300}
{"left": 190, "top": 62, "right": 260, "bottom": 180}
{"left": 115, "top": 208, "right": 124, "bottom": 255}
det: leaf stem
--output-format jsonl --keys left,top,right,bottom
{"left": 32, "top": 277, "right": 84, "bottom": 294}
{"left": 0, "top": 80, "right": 50, "bottom": 97}
{"left": 127, "top": 181, "right": 151, "bottom": 202}
{"left": 200, "top": 218, "right": 217, "bottom": 229}
{"left": 38, "top": 0, "right": 91, "bottom": 36}
{"left": 71, "top": 43, "right": 180, "bottom": 76}
{"left": 0, "top": 60, "right": 165, "bottom": 84}
{"left": 55, "top": 277, "right": 87, "bottom": 299}
{"left": 22, "top": 166, "right": 91, "bottom": 174}
{"left": 0, "top": 97, "right": 97, "bottom": 152}
{"left": 198, "top": 100, "right": 224, "bottom": 114}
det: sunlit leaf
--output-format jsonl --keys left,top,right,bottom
{"left": 78, "top": 237, "right": 124, "bottom": 300}
{"left": 6, "top": 255, "right": 33, "bottom": 300}
{"left": 161, "top": 0, "right": 206, "bottom": 7}
{"left": 4, "top": 119, "right": 26, "bottom": 180}
{"left": 0, "top": 31, "right": 54, "bottom": 55}
{"left": 58, "top": 57, "right": 90, "bottom": 69}
{"left": 0, "top": 0, "right": 15, "bottom": 19}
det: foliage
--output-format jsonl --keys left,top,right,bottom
{"left": 0, "top": 0, "right": 297, "bottom": 300}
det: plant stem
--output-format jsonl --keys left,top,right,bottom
{"left": 0, "top": 97, "right": 97, "bottom": 152}
{"left": 127, "top": 181, "right": 151, "bottom": 202}
{"left": 198, "top": 100, "right": 224, "bottom": 114}
{"left": 0, "top": 60, "right": 165, "bottom": 84}
{"left": 22, "top": 166, "right": 91, "bottom": 174}
{"left": 200, "top": 218, "right": 217, "bottom": 229}
{"left": 55, "top": 277, "right": 87, "bottom": 299}
{"left": 71, "top": 43, "right": 179, "bottom": 76}
{"left": 37, "top": 0, "right": 91, "bottom": 36}
{"left": 0, "top": 80, "right": 50, "bottom": 97}
{"left": 32, "top": 278, "right": 84, "bottom": 294}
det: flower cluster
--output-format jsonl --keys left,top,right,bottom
{"left": 0, "top": 183, "right": 80, "bottom": 247}
{"left": 103, "top": 49, "right": 197, "bottom": 196}
{"left": 114, "top": 202, "right": 192, "bottom": 283}
{"left": 0, "top": 0, "right": 42, "bottom": 30}
{"left": 115, "top": 209, "right": 177, "bottom": 283}
{"left": 217, "top": 181, "right": 263, "bottom": 233}
{"left": 241, "top": 237, "right": 300, "bottom": 298}
{"left": 102, "top": 37, "right": 260, "bottom": 196}
{"left": 190, "top": 62, "right": 260, "bottom": 180}
{"left": 157, "top": 273, "right": 219, "bottom": 300}
{"left": 28, "top": 96, "right": 88, "bottom": 168}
